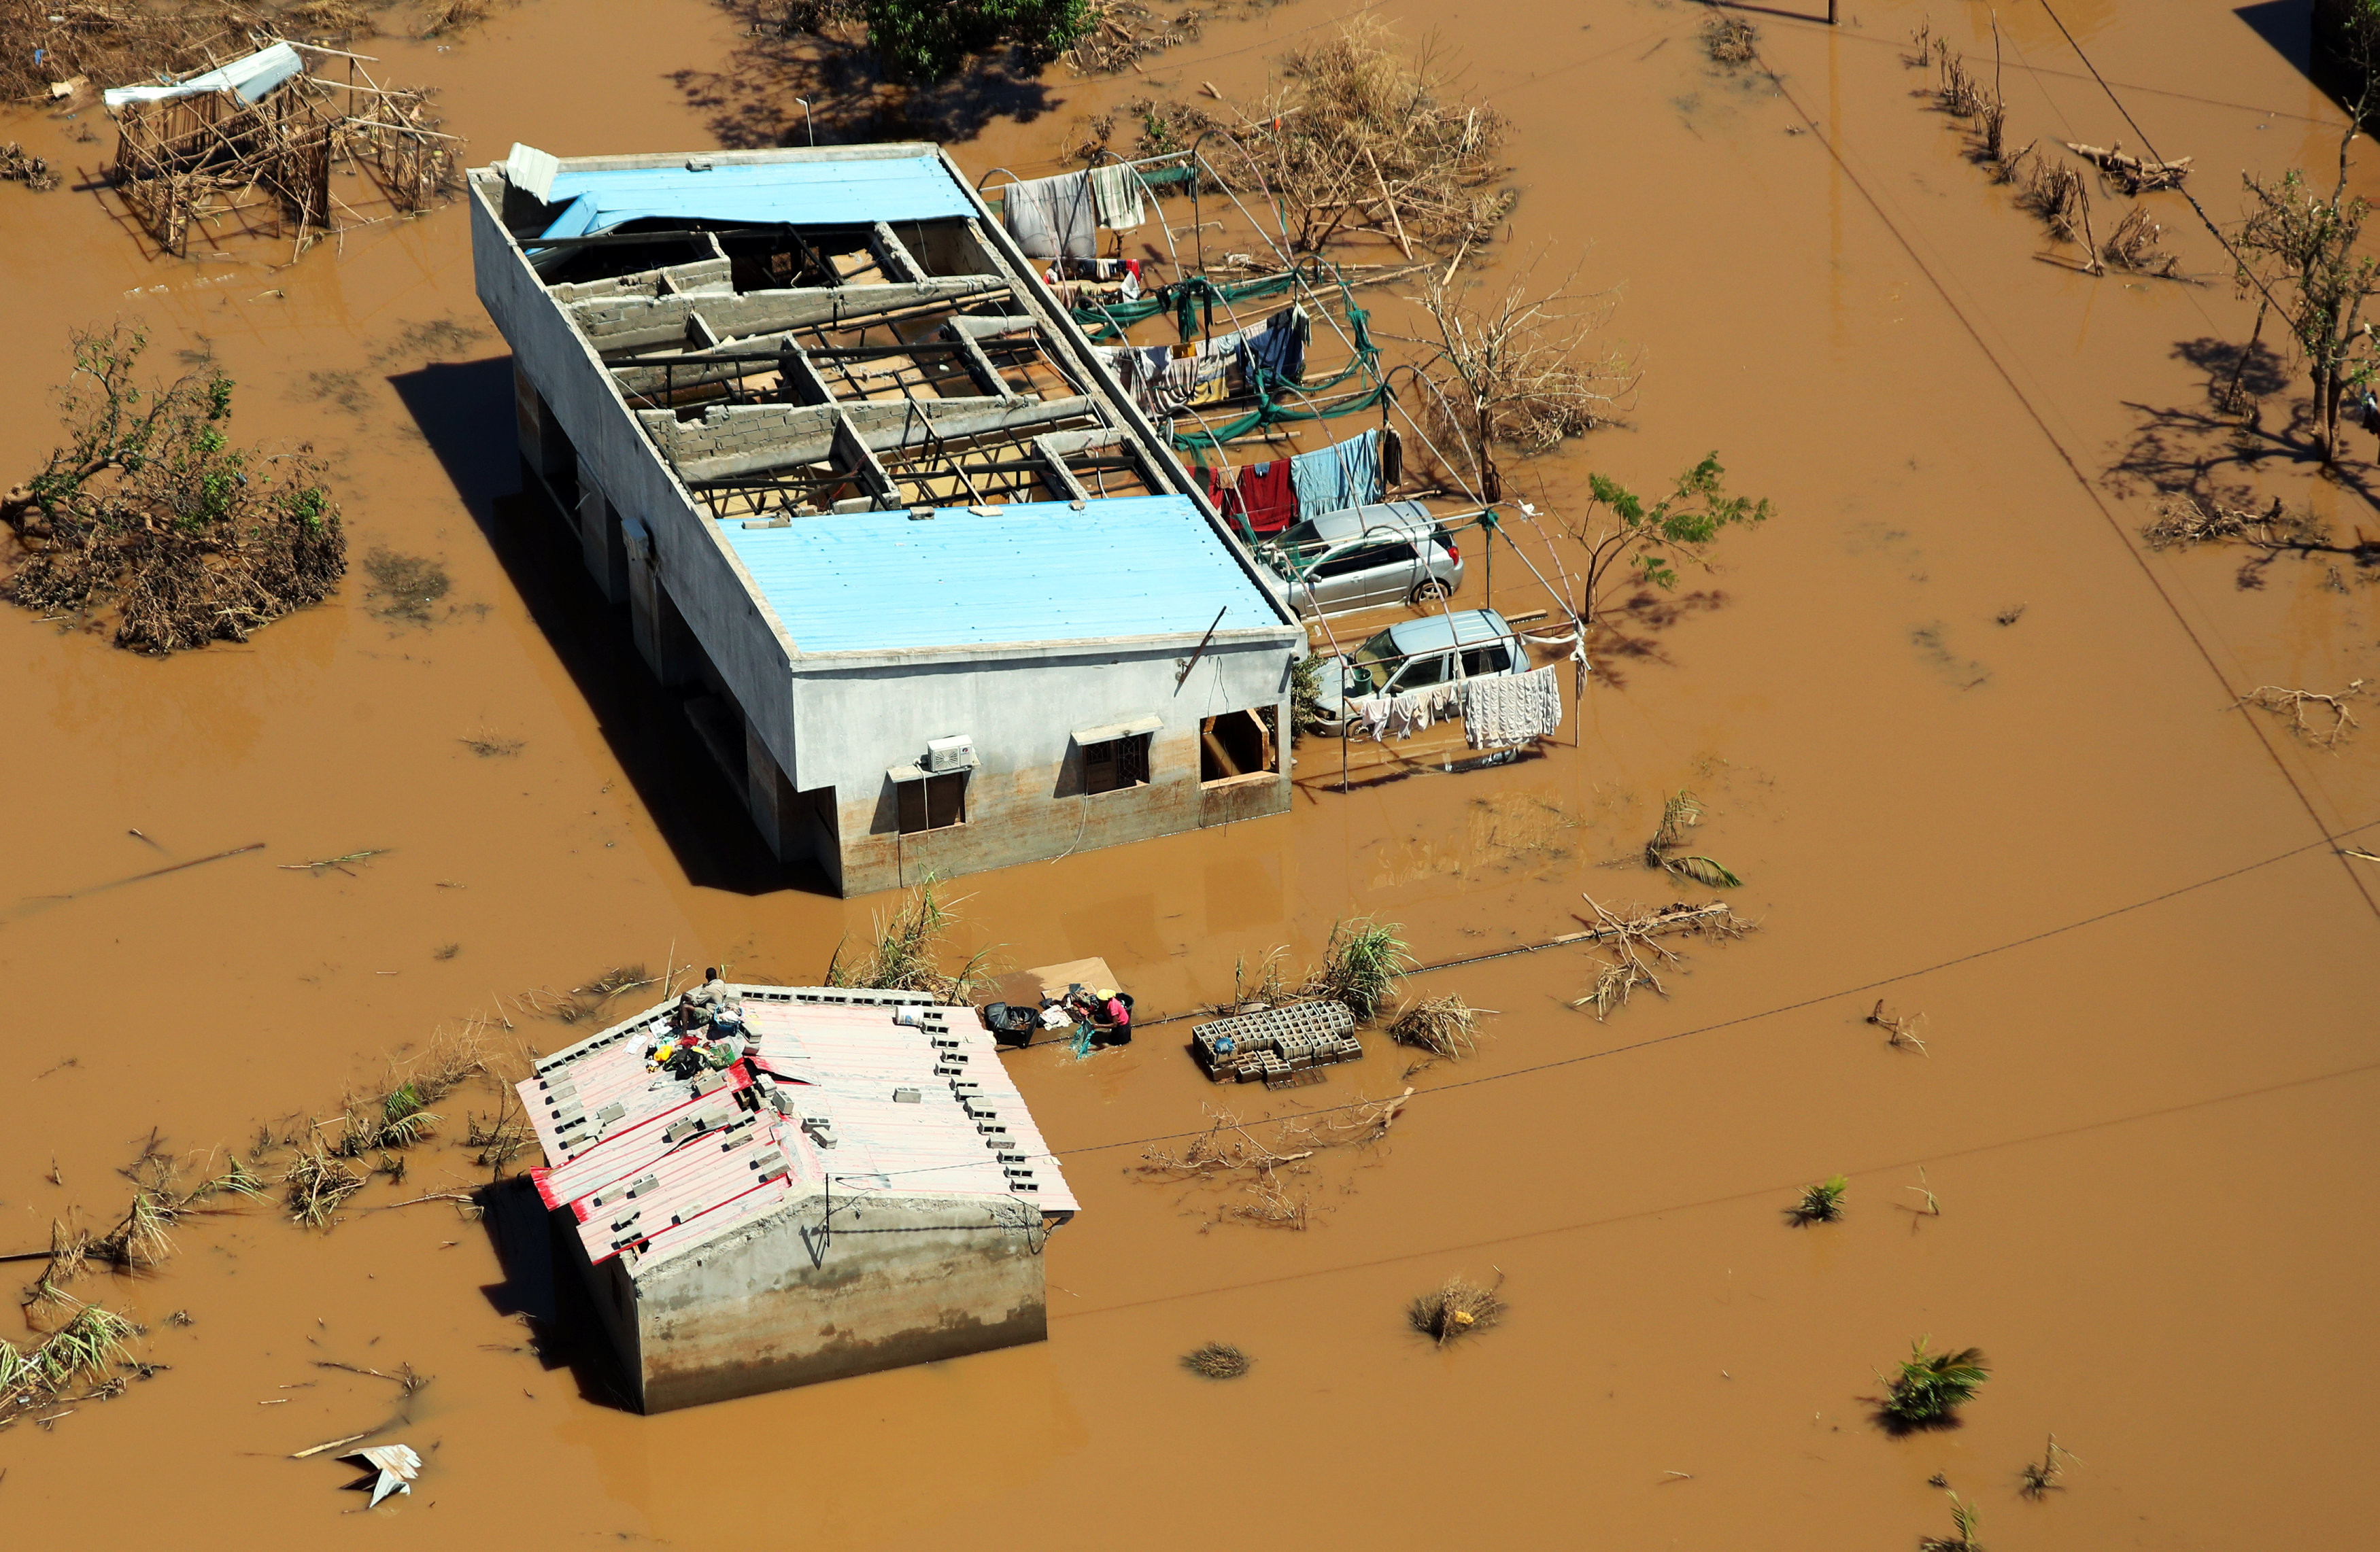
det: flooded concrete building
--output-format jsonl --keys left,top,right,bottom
{"left": 469, "top": 143, "right": 1303, "bottom": 895}
{"left": 520, "top": 984, "right": 1076, "bottom": 1413}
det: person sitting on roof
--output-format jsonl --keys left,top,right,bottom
{"left": 691, "top": 968, "right": 730, "bottom": 1008}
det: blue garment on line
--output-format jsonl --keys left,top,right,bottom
{"left": 1236, "top": 306, "right": 1309, "bottom": 387}
{"left": 1289, "top": 428, "right": 1382, "bottom": 521}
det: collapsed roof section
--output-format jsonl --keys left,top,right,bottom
{"left": 492, "top": 145, "right": 1208, "bottom": 525}
{"left": 519, "top": 986, "right": 1076, "bottom": 1281}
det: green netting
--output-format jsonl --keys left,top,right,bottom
{"left": 1073, "top": 258, "right": 1389, "bottom": 450}
{"left": 1073, "top": 268, "right": 1309, "bottom": 343}
{"left": 1172, "top": 294, "right": 1385, "bottom": 451}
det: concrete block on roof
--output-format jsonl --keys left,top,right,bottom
{"left": 514, "top": 986, "right": 1078, "bottom": 1412}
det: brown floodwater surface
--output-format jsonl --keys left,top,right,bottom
{"left": 2, "top": 0, "right": 2376, "bottom": 1545}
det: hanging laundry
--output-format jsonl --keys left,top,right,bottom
{"left": 1087, "top": 162, "right": 1147, "bottom": 230}
{"left": 1238, "top": 305, "right": 1309, "bottom": 387}
{"left": 1163, "top": 352, "right": 1234, "bottom": 409}
{"left": 1457, "top": 666, "right": 1564, "bottom": 748}
{"left": 1235, "top": 459, "right": 1296, "bottom": 534}
{"left": 1000, "top": 171, "right": 1097, "bottom": 260}
{"left": 1288, "top": 428, "right": 1382, "bottom": 522}
{"left": 1346, "top": 683, "right": 1461, "bottom": 740}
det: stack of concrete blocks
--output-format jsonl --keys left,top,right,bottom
{"left": 1190, "top": 1001, "right": 1363, "bottom": 1084}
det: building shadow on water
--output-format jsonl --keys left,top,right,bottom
{"left": 479, "top": 1175, "right": 639, "bottom": 1413}
{"left": 388, "top": 356, "right": 834, "bottom": 897}
{"left": 2235, "top": 0, "right": 2313, "bottom": 77}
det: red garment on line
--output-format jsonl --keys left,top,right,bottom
{"left": 1206, "top": 460, "right": 1295, "bottom": 535}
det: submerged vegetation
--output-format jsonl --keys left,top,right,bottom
{"left": 1878, "top": 1339, "right": 1990, "bottom": 1430}
{"left": 1302, "top": 916, "right": 1414, "bottom": 1022}
{"left": 823, "top": 876, "right": 994, "bottom": 1001}
{"left": 1, "top": 324, "right": 345, "bottom": 653}
{"left": 1244, "top": 19, "right": 1514, "bottom": 258}
{"left": 1409, "top": 1273, "right": 1505, "bottom": 1345}
{"left": 1408, "top": 262, "right": 1638, "bottom": 497}
{"left": 1788, "top": 1175, "right": 1848, "bottom": 1226}
{"left": 0, "top": 1301, "right": 141, "bottom": 1418}
{"left": 1180, "top": 1341, "right": 1253, "bottom": 1379}
{"left": 1918, "top": 1491, "right": 1986, "bottom": 1552}
{"left": 1642, "top": 789, "right": 1743, "bottom": 889}
{"left": 2018, "top": 1433, "right": 2078, "bottom": 1498}
{"left": 1564, "top": 456, "right": 1772, "bottom": 634}
{"left": 1388, "top": 993, "right": 1480, "bottom": 1059}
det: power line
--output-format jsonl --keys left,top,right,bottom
{"left": 2030, "top": 0, "right": 2306, "bottom": 332}
{"left": 1051, "top": 1054, "right": 2380, "bottom": 1321}
{"left": 1748, "top": 34, "right": 2380, "bottom": 924}
{"left": 877, "top": 812, "right": 2380, "bottom": 1180}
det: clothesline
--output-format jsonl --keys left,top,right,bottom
{"left": 1346, "top": 664, "right": 1567, "bottom": 750}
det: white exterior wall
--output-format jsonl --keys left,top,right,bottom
{"left": 471, "top": 175, "right": 804, "bottom": 776}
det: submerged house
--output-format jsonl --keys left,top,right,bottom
{"left": 469, "top": 143, "right": 1304, "bottom": 895}
{"left": 520, "top": 985, "right": 1075, "bottom": 1413}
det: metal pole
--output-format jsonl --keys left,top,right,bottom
{"left": 1484, "top": 512, "right": 1493, "bottom": 611}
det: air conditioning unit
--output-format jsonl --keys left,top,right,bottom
{"left": 925, "top": 735, "right": 977, "bottom": 774}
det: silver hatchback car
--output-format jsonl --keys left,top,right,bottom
{"left": 1255, "top": 501, "right": 1465, "bottom": 618}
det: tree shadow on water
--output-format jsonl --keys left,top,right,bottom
{"left": 1593, "top": 588, "right": 1729, "bottom": 679}
{"left": 2107, "top": 333, "right": 2308, "bottom": 496}
{"left": 2108, "top": 333, "right": 2380, "bottom": 511}
{"left": 672, "top": 6, "right": 1065, "bottom": 150}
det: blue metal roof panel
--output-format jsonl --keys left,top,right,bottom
{"left": 541, "top": 155, "right": 975, "bottom": 239}
{"left": 722, "top": 497, "right": 1278, "bottom": 653}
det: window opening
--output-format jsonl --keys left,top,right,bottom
{"left": 1312, "top": 540, "right": 1416, "bottom": 581}
{"left": 1200, "top": 708, "right": 1276, "bottom": 783}
{"left": 1395, "top": 651, "right": 1448, "bottom": 691}
{"left": 1460, "top": 642, "right": 1512, "bottom": 677}
{"left": 1083, "top": 734, "right": 1151, "bottom": 795}
{"left": 897, "top": 772, "right": 967, "bottom": 833}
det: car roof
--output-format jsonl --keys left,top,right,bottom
{"left": 1387, "top": 609, "right": 1514, "bottom": 653}
{"left": 1300, "top": 500, "right": 1434, "bottom": 547}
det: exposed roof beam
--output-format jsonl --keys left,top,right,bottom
{"left": 664, "top": 396, "right": 1101, "bottom": 484}
{"left": 830, "top": 411, "right": 902, "bottom": 509}
{"left": 574, "top": 277, "right": 1010, "bottom": 350}
{"left": 936, "top": 320, "right": 1013, "bottom": 399}
{"left": 1032, "top": 434, "right": 1090, "bottom": 502}
{"left": 867, "top": 222, "right": 926, "bottom": 282}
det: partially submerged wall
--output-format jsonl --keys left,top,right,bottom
{"left": 622, "top": 1192, "right": 1048, "bottom": 1413}
{"left": 795, "top": 635, "right": 1293, "bottom": 894}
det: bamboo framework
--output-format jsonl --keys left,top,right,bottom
{"left": 109, "top": 40, "right": 459, "bottom": 262}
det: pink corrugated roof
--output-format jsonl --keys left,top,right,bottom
{"left": 517, "top": 987, "right": 1076, "bottom": 1275}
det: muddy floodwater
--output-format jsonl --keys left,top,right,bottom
{"left": 3, "top": 0, "right": 2376, "bottom": 1545}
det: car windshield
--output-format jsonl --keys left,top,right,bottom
{"left": 1348, "top": 629, "right": 1406, "bottom": 689}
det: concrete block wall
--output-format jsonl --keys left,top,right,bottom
{"left": 639, "top": 402, "right": 832, "bottom": 465}
{"left": 548, "top": 255, "right": 734, "bottom": 305}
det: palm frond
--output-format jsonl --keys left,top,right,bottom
{"left": 1663, "top": 855, "right": 1743, "bottom": 889}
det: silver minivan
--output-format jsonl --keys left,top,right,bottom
{"left": 1256, "top": 501, "right": 1465, "bottom": 618}
{"left": 1309, "top": 608, "right": 1529, "bottom": 731}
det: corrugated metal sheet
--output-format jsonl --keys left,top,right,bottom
{"left": 103, "top": 41, "right": 305, "bottom": 107}
{"left": 539, "top": 156, "right": 975, "bottom": 239}
{"left": 517, "top": 988, "right": 1074, "bottom": 1276}
{"left": 723, "top": 496, "right": 1274, "bottom": 653}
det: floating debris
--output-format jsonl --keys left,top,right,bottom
{"left": 1180, "top": 1341, "right": 1252, "bottom": 1379}
{"left": 1409, "top": 1273, "right": 1506, "bottom": 1345}
{"left": 341, "top": 1442, "right": 420, "bottom": 1507}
